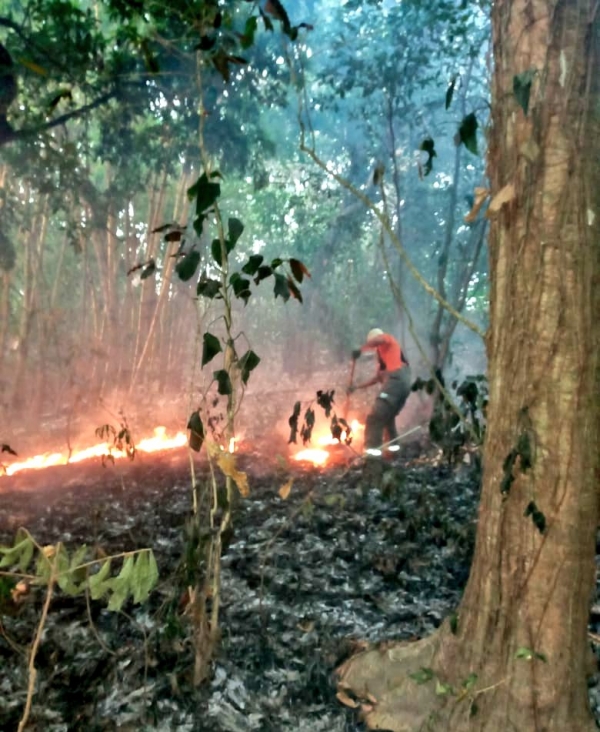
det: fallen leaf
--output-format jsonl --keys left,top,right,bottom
{"left": 487, "top": 183, "right": 516, "bottom": 216}
{"left": 278, "top": 478, "right": 293, "bottom": 500}
{"left": 217, "top": 452, "right": 250, "bottom": 497}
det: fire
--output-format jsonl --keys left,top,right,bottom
{"left": 2, "top": 426, "right": 188, "bottom": 477}
{"left": 293, "top": 420, "right": 363, "bottom": 466}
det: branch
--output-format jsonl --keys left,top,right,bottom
{"left": 300, "top": 141, "right": 485, "bottom": 339}
{"left": 1, "top": 90, "right": 118, "bottom": 146}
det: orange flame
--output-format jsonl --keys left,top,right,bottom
{"left": 293, "top": 420, "right": 363, "bottom": 466}
{"left": 3, "top": 426, "right": 188, "bottom": 477}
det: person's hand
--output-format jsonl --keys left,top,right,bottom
{"left": 351, "top": 349, "right": 362, "bottom": 360}
{"left": 346, "top": 385, "right": 356, "bottom": 395}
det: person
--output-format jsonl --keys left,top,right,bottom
{"left": 348, "top": 328, "right": 411, "bottom": 456}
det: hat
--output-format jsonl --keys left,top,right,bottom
{"left": 367, "top": 328, "right": 384, "bottom": 341}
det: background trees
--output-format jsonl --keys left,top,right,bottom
{"left": 0, "top": 0, "right": 489, "bottom": 442}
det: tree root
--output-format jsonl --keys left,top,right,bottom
{"left": 336, "top": 632, "right": 443, "bottom": 731}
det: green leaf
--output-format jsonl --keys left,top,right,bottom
{"left": 202, "top": 332, "right": 222, "bottom": 367}
{"left": 131, "top": 550, "right": 159, "bottom": 604}
{"left": 0, "top": 536, "right": 34, "bottom": 569}
{"left": 18, "top": 538, "right": 34, "bottom": 573}
{"left": 241, "top": 16, "right": 258, "bottom": 48}
{"left": 241, "top": 254, "right": 264, "bottom": 276}
{"left": 193, "top": 214, "right": 206, "bottom": 237}
{"left": 515, "top": 646, "right": 534, "bottom": 660}
{"left": 141, "top": 260, "right": 156, "bottom": 280}
{"left": 289, "top": 258, "right": 310, "bottom": 283}
{"left": 197, "top": 278, "right": 222, "bottom": 299}
{"left": 513, "top": 69, "right": 536, "bottom": 115}
{"left": 228, "top": 217, "right": 244, "bottom": 246}
{"left": 462, "top": 673, "right": 478, "bottom": 691}
{"left": 213, "top": 369, "right": 232, "bottom": 395}
{"left": 409, "top": 667, "right": 435, "bottom": 685}
{"left": 273, "top": 273, "right": 290, "bottom": 301}
{"left": 88, "top": 559, "right": 112, "bottom": 600}
{"left": 419, "top": 137, "right": 437, "bottom": 176}
{"left": 436, "top": 680, "right": 454, "bottom": 696}
{"left": 449, "top": 612, "right": 459, "bottom": 635}
{"left": 270, "top": 257, "right": 283, "bottom": 269}
{"left": 254, "top": 265, "right": 273, "bottom": 284}
{"left": 211, "top": 238, "right": 234, "bottom": 267}
{"left": 229, "top": 272, "right": 251, "bottom": 304}
{"left": 445, "top": 75, "right": 457, "bottom": 110}
{"left": 175, "top": 250, "right": 200, "bottom": 281}
{"left": 188, "top": 173, "right": 221, "bottom": 214}
{"left": 458, "top": 113, "right": 479, "bottom": 155}
{"left": 106, "top": 554, "right": 135, "bottom": 612}
{"left": 187, "top": 411, "right": 205, "bottom": 452}
{"left": 238, "top": 350, "right": 261, "bottom": 385}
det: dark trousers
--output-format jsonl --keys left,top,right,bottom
{"left": 364, "top": 367, "right": 411, "bottom": 450}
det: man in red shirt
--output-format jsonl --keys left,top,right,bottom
{"left": 348, "top": 328, "right": 411, "bottom": 455}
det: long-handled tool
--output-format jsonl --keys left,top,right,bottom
{"left": 342, "top": 358, "right": 357, "bottom": 421}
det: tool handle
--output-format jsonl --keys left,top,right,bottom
{"left": 342, "top": 358, "right": 357, "bottom": 420}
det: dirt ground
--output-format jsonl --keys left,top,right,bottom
{"left": 0, "top": 437, "right": 598, "bottom": 732}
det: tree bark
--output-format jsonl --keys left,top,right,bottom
{"left": 338, "top": 1, "right": 600, "bottom": 730}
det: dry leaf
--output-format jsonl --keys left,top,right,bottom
{"left": 217, "top": 452, "right": 249, "bottom": 497}
{"left": 278, "top": 478, "right": 293, "bottom": 500}
{"left": 464, "top": 187, "right": 490, "bottom": 223}
{"left": 336, "top": 690, "right": 360, "bottom": 709}
{"left": 487, "top": 183, "right": 515, "bottom": 216}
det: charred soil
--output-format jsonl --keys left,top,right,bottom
{"left": 0, "top": 443, "right": 598, "bottom": 731}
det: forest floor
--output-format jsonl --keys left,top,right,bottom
{"left": 0, "top": 437, "right": 599, "bottom": 732}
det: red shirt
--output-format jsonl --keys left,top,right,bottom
{"left": 361, "top": 333, "right": 406, "bottom": 371}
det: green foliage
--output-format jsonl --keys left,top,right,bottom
{"left": 176, "top": 250, "right": 201, "bottom": 281}
{"left": 515, "top": 646, "right": 547, "bottom": 662}
{"left": 449, "top": 612, "right": 459, "bottom": 634}
{"left": 414, "top": 373, "right": 487, "bottom": 464}
{"left": 513, "top": 69, "right": 536, "bottom": 115}
{"left": 95, "top": 418, "right": 136, "bottom": 461}
{"left": 419, "top": 137, "right": 437, "bottom": 177}
{"left": 316, "top": 389, "right": 335, "bottom": 418}
{"left": 213, "top": 369, "right": 233, "bottom": 396}
{"left": 202, "top": 332, "right": 222, "bottom": 367}
{"left": 409, "top": 667, "right": 435, "bottom": 684}
{"left": 197, "top": 277, "right": 222, "bottom": 299}
{"left": 238, "top": 349, "right": 261, "bottom": 385}
{"left": 273, "top": 272, "right": 291, "bottom": 301}
{"left": 187, "top": 411, "right": 205, "bottom": 452}
{"left": 0, "top": 530, "right": 158, "bottom": 612}
{"left": 458, "top": 113, "right": 479, "bottom": 155}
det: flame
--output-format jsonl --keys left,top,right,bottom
{"left": 293, "top": 420, "right": 363, "bottom": 466}
{"left": 293, "top": 448, "right": 330, "bottom": 466}
{"left": 3, "top": 426, "right": 188, "bottom": 477}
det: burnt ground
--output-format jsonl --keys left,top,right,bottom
{"left": 0, "top": 440, "right": 599, "bottom": 732}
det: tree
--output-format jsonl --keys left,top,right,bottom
{"left": 338, "top": 1, "right": 600, "bottom": 730}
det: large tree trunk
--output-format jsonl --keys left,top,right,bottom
{"left": 338, "top": 1, "right": 600, "bottom": 730}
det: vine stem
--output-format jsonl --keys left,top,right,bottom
{"left": 17, "top": 552, "right": 58, "bottom": 732}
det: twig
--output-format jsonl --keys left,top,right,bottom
{"left": 18, "top": 553, "right": 58, "bottom": 732}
